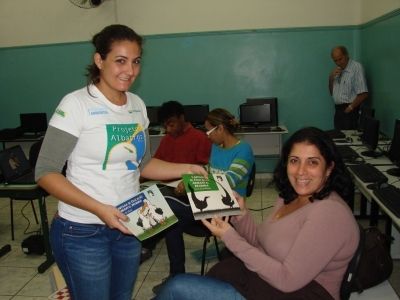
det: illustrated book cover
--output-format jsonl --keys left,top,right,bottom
{"left": 116, "top": 184, "right": 178, "bottom": 241}
{"left": 182, "top": 173, "right": 241, "bottom": 220}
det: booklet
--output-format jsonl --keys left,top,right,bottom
{"left": 182, "top": 173, "right": 241, "bottom": 220}
{"left": 116, "top": 184, "right": 178, "bottom": 241}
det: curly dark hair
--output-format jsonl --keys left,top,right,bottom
{"left": 86, "top": 24, "right": 143, "bottom": 86}
{"left": 273, "top": 127, "right": 353, "bottom": 204}
{"left": 158, "top": 100, "right": 184, "bottom": 124}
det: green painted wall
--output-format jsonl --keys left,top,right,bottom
{"left": 0, "top": 27, "right": 356, "bottom": 132}
{"left": 360, "top": 10, "right": 400, "bottom": 137}
{"left": 0, "top": 42, "right": 92, "bottom": 127}
{"left": 1, "top": 11, "right": 399, "bottom": 172}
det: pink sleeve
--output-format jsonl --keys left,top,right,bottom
{"left": 222, "top": 200, "right": 358, "bottom": 292}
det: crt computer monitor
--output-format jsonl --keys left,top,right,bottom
{"left": 146, "top": 106, "right": 160, "bottom": 127}
{"left": 387, "top": 119, "right": 400, "bottom": 177}
{"left": 240, "top": 98, "right": 278, "bottom": 128}
{"left": 19, "top": 113, "right": 48, "bottom": 135}
{"left": 360, "top": 116, "right": 381, "bottom": 158}
{"left": 183, "top": 104, "right": 209, "bottom": 126}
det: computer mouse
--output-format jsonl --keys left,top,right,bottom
{"left": 367, "top": 182, "right": 379, "bottom": 190}
{"left": 380, "top": 182, "right": 390, "bottom": 189}
{"left": 367, "top": 181, "right": 389, "bottom": 190}
{"left": 353, "top": 157, "right": 364, "bottom": 163}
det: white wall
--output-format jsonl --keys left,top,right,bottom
{"left": 0, "top": 0, "right": 399, "bottom": 48}
{"left": 361, "top": 0, "right": 400, "bottom": 23}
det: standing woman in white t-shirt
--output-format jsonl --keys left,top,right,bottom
{"left": 35, "top": 24, "right": 205, "bottom": 300}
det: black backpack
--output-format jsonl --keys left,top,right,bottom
{"left": 351, "top": 226, "right": 393, "bottom": 293}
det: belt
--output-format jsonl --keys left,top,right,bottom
{"left": 335, "top": 103, "right": 350, "bottom": 108}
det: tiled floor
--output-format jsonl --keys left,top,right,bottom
{"left": 0, "top": 175, "right": 398, "bottom": 299}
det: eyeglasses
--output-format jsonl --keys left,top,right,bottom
{"left": 206, "top": 126, "right": 218, "bottom": 136}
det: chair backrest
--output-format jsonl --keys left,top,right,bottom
{"left": 340, "top": 222, "right": 365, "bottom": 300}
{"left": 246, "top": 163, "right": 256, "bottom": 197}
{"left": 29, "top": 139, "right": 43, "bottom": 167}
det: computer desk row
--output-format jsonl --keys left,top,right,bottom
{"left": 348, "top": 164, "right": 400, "bottom": 231}
{"left": 334, "top": 129, "right": 391, "bottom": 146}
{"left": 334, "top": 139, "right": 400, "bottom": 244}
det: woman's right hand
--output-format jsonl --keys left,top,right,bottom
{"left": 331, "top": 67, "right": 342, "bottom": 79}
{"left": 96, "top": 203, "right": 132, "bottom": 235}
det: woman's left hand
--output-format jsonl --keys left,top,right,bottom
{"left": 201, "top": 216, "right": 232, "bottom": 239}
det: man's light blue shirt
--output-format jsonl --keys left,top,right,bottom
{"left": 332, "top": 59, "right": 368, "bottom": 105}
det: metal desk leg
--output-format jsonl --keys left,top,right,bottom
{"left": 370, "top": 200, "right": 379, "bottom": 227}
{"left": 37, "top": 194, "right": 54, "bottom": 273}
{"left": 0, "top": 244, "right": 11, "bottom": 257}
{"left": 359, "top": 195, "right": 368, "bottom": 217}
{"left": 385, "top": 216, "right": 393, "bottom": 238}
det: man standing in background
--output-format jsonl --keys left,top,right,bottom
{"left": 329, "top": 45, "right": 369, "bottom": 130}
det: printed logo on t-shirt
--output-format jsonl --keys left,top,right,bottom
{"left": 103, "top": 123, "right": 146, "bottom": 170}
{"left": 55, "top": 108, "right": 65, "bottom": 118}
{"left": 88, "top": 107, "right": 108, "bottom": 116}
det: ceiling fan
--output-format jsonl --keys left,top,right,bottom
{"left": 69, "top": 0, "right": 106, "bottom": 9}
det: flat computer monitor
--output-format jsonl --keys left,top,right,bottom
{"left": 358, "top": 107, "right": 375, "bottom": 132}
{"left": 387, "top": 119, "right": 400, "bottom": 177}
{"left": 360, "top": 116, "right": 381, "bottom": 157}
{"left": 240, "top": 98, "right": 278, "bottom": 127}
{"left": 146, "top": 106, "right": 160, "bottom": 127}
{"left": 183, "top": 104, "right": 209, "bottom": 127}
{"left": 19, "top": 113, "right": 47, "bottom": 135}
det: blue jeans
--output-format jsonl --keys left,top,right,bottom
{"left": 164, "top": 197, "right": 195, "bottom": 274}
{"left": 155, "top": 273, "right": 245, "bottom": 300}
{"left": 50, "top": 216, "right": 141, "bottom": 300}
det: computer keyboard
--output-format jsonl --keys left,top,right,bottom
{"left": 348, "top": 163, "right": 388, "bottom": 183}
{"left": 239, "top": 127, "right": 271, "bottom": 132}
{"left": 325, "top": 129, "right": 346, "bottom": 139}
{"left": 373, "top": 185, "right": 400, "bottom": 218}
{"left": 148, "top": 128, "right": 161, "bottom": 135}
{"left": 239, "top": 126, "right": 284, "bottom": 133}
{"left": 337, "top": 145, "right": 359, "bottom": 160}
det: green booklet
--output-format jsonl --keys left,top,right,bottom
{"left": 182, "top": 173, "right": 241, "bottom": 220}
{"left": 116, "top": 184, "right": 178, "bottom": 241}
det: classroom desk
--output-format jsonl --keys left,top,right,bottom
{"left": 341, "top": 143, "right": 400, "bottom": 256}
{"left": 148, "top": 126, "right": 289, "bottom": 157}
{"left": 334, "top": 130, "right": 391, "bottom": 148}
{"left": 333, "top": 131, "right": 397, "bottom": 222}
{"left": 0, "top": 183, "right": 54, "bottom": 273}
{"left": 0, "top": 135, "right": 44, "bottom": 155}
{"left": 347, "top": 164, "right": 400, "bottom": 222}
{"left": 347, "top": 163, "right": 400, "bottom": 259}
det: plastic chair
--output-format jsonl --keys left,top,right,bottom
{"left": 340, "top": 222, "right": 365, "bottom": 300}
{"left": 246, "top": 163, "right": 256, "bottom": 197}
{"left": 9, "top": 139, "right": 43, "bottom": 240}
{"left": 184, "top": 223, "right": 221, "bottom": 275}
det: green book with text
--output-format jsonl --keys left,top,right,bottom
{"left": 182, "top": 173, "right": 241, "bottom": 220}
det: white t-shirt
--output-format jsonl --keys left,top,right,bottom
{"left": 49, "top": 85, "right": 149, "bottom": 224}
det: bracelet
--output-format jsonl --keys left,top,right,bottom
{"left": 348, "top": 104, "right": 354, "bottom": 111}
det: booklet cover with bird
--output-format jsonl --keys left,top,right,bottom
{"left": 116, "top": 184, "right": 178, "bottom": 241}
{"left": 182, "top": 173, "right": 241, "bottom": 220}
